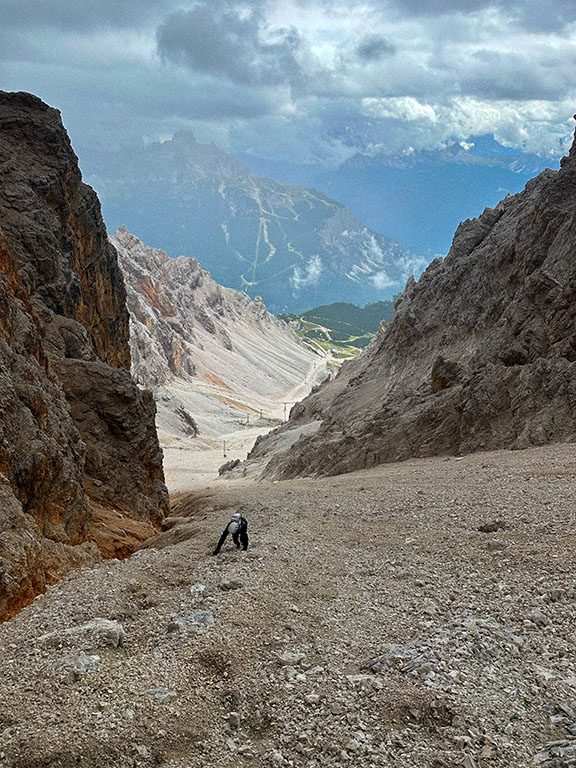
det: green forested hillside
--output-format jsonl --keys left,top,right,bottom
{"left": 301, "top": 300, "right": 396, "bottom": 334}
{"left": 279, "top": 299, "right": 397, "bottom": 357}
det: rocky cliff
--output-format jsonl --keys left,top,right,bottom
{"left": 0, "top": 92, "right": 168, "bottom": 620}
{"left": 245, "top": 125, "right": 576, "bottom": 479}
{"left": 112, "top": 228, "right": 323, "bottom": 487}
{"left": 112, "top": 227, "right": 319, "bottom": 393}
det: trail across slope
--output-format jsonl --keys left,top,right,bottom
{"left": 1, "top": 444, "right": 575, "bottom": 767}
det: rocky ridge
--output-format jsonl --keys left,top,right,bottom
{"left": 112, "top": 226, "right": 316, "bottom": 394}
{"left": 242, "top": 123, "right": 576, "bottom": 480}
{"left": 83, "top": 132, "right": 426, "bottom": 311}
{"left": 0, "top": 92, "right": 168, "bottom": 621}
{"left": 112, "top": 227, "right": 324, "bottom": 487}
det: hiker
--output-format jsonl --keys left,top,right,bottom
{"left": 212, "top": 512, "right": 249, "bottom": 555}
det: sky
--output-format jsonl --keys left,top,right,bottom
{"left": 1, "top": 0, "right": 576, "bottom": 165}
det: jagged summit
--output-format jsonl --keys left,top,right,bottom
{"left": 242, "top": 126, "right": 576, "bottom": 479}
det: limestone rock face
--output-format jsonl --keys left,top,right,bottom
{"left": 112, "top": 226, "right": 315, "bottom": 393}
{"left": 249, "top": 129, "right": 576, "bottom": 479}
{"left": 0, "top": 91, "right": 167, "bottom": 620}
{"left": 112, "top": 227, "right": 324, "bottom": 488}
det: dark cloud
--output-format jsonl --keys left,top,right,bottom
{"left": 392, "top": 0, "right": 492, "bottom": 14}
{"left": 507, "top": 0, "right": 576, "bottom": 32}
{"left": 0, "top": 0, "right": 176, "bottom": 30}
{"left": 459, "top": 49, "right": 573, "bottom": 102}
{"left": 356, "top": 34, "right": 396, "bottom": 62}
{"left": 157, "top": 5, "right": 304, "bottom": 88}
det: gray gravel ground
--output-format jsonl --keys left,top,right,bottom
{"left": 1, "top": 443, "right": 576, "bottom": 768}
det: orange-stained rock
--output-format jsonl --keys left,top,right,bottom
{"left": 0, "top": 91, "right": 168, "bottom": 622}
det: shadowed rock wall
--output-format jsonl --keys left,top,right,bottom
{"left": 249, "top": 127, "right": 576, "bottom": 479}
{"left": 0, "top": 91, "right": 168, "bottom": 620}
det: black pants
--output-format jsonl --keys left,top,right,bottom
{"left": 232, "top": 530, "right": 249, "bottom": 550}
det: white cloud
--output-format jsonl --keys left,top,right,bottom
{"left": 362, "top": 97, "right": 438, "bottom": 123}
{"left": 358, "top": 96, "right": 576, "bottom": 156}
{"left": 372, "top": 270, "right": 395, "bottom": 290}
{"left": 291, "top": 254, "right": 324, "bottom": 291}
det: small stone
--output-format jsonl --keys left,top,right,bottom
{"left": 530, "top": 608, "right": 550, "bottom": 626}
{"left": 187, "top": 610, "right": 215, "bottom": 626}
{"left": 39, "top": 618, "right": 125, "bottom": 649}
{"left": 144, "top": 687, "right": 177, "bottom": 703}
{"left": 269, "top": 749, "right": 286, "bottom": 765}
{"left": 167, "top": 618, "right": 187, "bottom": 633}
{"left": 347, "top": 739, "right": 361, "bottom": 752}
{"left": 347, "top": 674, "right": 383, "bottom": 690}
{"left": 305, "top": 694, "right": 320, "bottom": 704}
{"left": 229, "top": 711, "right": 241, "bottom": 728}
{"left": 478, "top": 521, "right": 506, "bottom": 533}
{"left": 52, "top": 651, "right": 100, "bottom": 678}
{"left": 559, "top": 702, "right": 576, "bottom": 720}
{"left": 219, "top": 579, "right": 244, "bottom": 591}
{"left": 275, "top": 650, "right": 305, "bottom": 666}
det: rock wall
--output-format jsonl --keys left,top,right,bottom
{"left": 248, "top": 126, "right": 576, "bottom": 479}
{"left": 0, "top": 91, "right": 168, "bottom": 620}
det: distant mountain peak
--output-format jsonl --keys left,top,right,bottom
{"left": 170, "top": 129, "right": 199, "bottom": 145}
{"left": 85, "top": 138, "right": 425, "bottom": 311}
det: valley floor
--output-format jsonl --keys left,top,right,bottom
{"left": 159, "top": 355, "right": 328, "bottom": 490}
{"left": 1, "top": 444, "right": 576, "bottom": 767}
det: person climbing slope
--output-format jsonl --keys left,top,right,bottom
{"left": 212, "top": 512, "right": 249, "bottom": 555}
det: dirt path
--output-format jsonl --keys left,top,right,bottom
{"left": 278, "top": 354, "right": 329, "bottom": 407}
{"left": 1, "top": 444, "right": 576, "bottom": 768}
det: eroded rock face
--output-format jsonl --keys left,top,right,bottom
{"left": 112, "top": 226, "right": 315, "bottom": 392}
{"left": 0, "top": 91, "right": 167, "bottom": 620}
{"left": 249, "top": 129, "right": 576, "bottom": 479}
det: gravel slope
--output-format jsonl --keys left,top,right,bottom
{"left": 1, "top": 444, "right": 576, "bottom": 768}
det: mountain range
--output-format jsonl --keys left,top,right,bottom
{"left": 237, "top": 136, "right": 561, "bottom": 256}
{"left": 80, "top": 133, "right": 426, "bottom": 313}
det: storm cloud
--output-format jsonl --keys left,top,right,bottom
{"left": 356, "top": 34, "right": 396, "bottom": 62}
{"left": 0, "top": 0, "right": 574, "bottom": 164}
{"left": 157, "top": 5, "right": 304, "bottom": 87}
